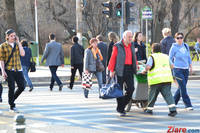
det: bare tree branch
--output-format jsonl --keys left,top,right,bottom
{"left": 184, "top": 24, "right": 200, "bottom": 41}
{"left": 178, "top": 0, "right": 198, "bottom": 25}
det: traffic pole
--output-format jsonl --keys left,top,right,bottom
{"left": 35, "top": 0, "right": 39, "bottom": 66}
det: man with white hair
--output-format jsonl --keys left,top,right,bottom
{"left": 160, "top": 28, "right": 175, "bottom": 55}
{"left": 108, "top": 30, "right": 137, "bottom": 116}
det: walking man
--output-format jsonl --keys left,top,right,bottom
{"left": 0, "top": 29, "right": 25, "bottom": 112}
{"left": 68, "top": 36, "right": 84, "bottom": 90}
{"left": 108, "top": 30, "right": 137, "bottom": 116}
{"left": 97, "top": 35, "right": 107, "bottom": 84}
{"left": 144, "top": 43, "right": 177, "bottom": 117}
{"left": 41, "top": 33, "right": 64, "bottom": 91}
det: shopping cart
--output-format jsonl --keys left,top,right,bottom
{"left": 126, "top": 60, "right": 148, "bottom": 112}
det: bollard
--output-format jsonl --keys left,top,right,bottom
{"left": 14, "top": 114, "right": 26, "bottom": 133}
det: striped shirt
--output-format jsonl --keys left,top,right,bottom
{"left": 0, "top": 42, "right": 22, "bottom": 71}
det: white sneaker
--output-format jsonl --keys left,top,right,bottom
{"left": 9, "top": 107, "right": 19, "bottom": 113}
{"left": 186, "top": 107, "right": 193, "bottom": 111}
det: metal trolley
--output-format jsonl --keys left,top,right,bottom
{"left": 126, "top": 61, "right": 149, "bottom": 112}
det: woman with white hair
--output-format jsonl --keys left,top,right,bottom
{"left": 160, "top": 28, "right": 175, "bottom": 55}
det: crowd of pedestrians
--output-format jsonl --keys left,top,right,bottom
{"left": 0, "top": 27, "right": 194, "bottom": 117}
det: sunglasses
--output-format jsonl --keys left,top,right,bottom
{"left": 176, "top": 37, "right": 183, "bottom": 40}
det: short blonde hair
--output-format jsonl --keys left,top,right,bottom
{"left": 162, "top": 28, "right": 171, "bottom": 37}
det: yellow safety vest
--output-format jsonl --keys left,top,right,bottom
{"left": 147, "top": 53, "right": 173, "bottom": 85}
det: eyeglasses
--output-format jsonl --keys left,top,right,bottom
{"left": 176, "top": 37, "right": 183, "bottom": 40}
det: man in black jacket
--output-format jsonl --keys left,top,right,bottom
{"left": 69, "top": 36, "right": 84, "bottom": 89}
{"left": 97, "top": 35, "right": 107, "bottom": 84}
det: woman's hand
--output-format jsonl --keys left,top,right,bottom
{"left": 189, "top": 65, "right": 193, "bottom": 75}
{"left": 85, "top": 70, "right": 89, "bottom": 74}
{"left": 2, "top": 70, "right": 7, "bottom": 80}
{"left": 170, "top": 64, "right": 174, "bottom": 69}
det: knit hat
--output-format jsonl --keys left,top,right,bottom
{"left": 5, "top": 29, "right": 15, "bottom": 36}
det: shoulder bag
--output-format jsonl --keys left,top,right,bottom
{"left": 29, "top": 57, "right": 36, "bottom": 72}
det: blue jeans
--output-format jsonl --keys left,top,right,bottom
{"left": 173, "top": 68, "right": 192, "bottom": 108}
{"left": 83, "top": 71, "right": 102, "bottom": 98}
{"left": 93, "top": 71, "right": 103, "bottom": 89}
{"left": 22, "top": 66, "right": 33, "bottom": 89}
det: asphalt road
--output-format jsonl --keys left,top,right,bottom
{"left": 0, "top": 80, "right": 200, "bottom": 133}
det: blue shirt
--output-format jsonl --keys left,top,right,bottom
{"left": 20, "top": 47, "right": 32, "bottom": 67}
{"left": 146, "top": 56, "right": 153, "bottom": 67}
{"left": 169, "top": 43, "right": 191, "bottom": 69}
{"left": 194, "top": 42, "right": 200, "bottom": 51}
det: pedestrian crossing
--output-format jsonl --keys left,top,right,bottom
{"left": 0, "top": 81, "right": 200, "bottom": 133}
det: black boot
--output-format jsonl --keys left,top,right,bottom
{"left": 168, "top": 111, "right": 177, "bottom": 117}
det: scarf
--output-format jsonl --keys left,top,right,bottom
{"left": 91, "top": 47, "right": 103, "bottom": 61}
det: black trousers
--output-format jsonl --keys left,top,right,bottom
{"left": 6, "top": 70, "right": 25, "bottom": 109}
{"left": 102, "top": 63, "right": 106, "bottom": 84}
{"left": 0, "top": 83, "right": 2, "bottom": 99}
{"left": 116, "top": 65, "right": 134, "bottom": 112}
{"left": 69, "top": 64, "right": 83, "bottom": 88}
{"left": 49, "top": 66, "right": 62, "bottom": 89}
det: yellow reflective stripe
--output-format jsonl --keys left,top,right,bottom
{"left": 148, "top": 73, "right": 172, "bottom": 80}
{"left": 149, "top": 68, "right": 171, "bottom": 74}
{"left": 147, "top": 107, "right": 154, "bottom": 110}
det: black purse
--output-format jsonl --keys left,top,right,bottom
{"left": 29, "top": 58, "right": 36, "bottom": 72}
{"left": 96, "top": 53, "right": 105, "bottom": 72}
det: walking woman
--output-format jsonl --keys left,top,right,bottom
{"left": 169, "top": 32, "right": 193, "bottom": 110}
{"left": 83, "top": 38, "right": 103, "bottom": 98}
{"left": 133, "top": 32, "right": 147, "bottom": 62}
{"left": 107, "top": 32, "right": 119, "bottom": 65}
{"left": 20, "top": 40, "right": 34, "bottom": 92}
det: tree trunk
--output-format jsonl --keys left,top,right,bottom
{"left": 152, "top": 0, "right": 167, "bottom": 43}
{"left": 4, "top": 0, "right": 18, "bottom": 34}
{"left": 170, "top": 0, "right": 181, "bottom": 37}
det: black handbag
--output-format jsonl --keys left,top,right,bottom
{"left": 96, "top": 58, "right": 105, "bottom": 72}
{"left": 100, "top": 76, "right": 123, "bottom": 99}
{"left": 29, "top": 58, "right": 36, "bottom": 72}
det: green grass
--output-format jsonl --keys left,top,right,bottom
{"left": 32, "top": 55, "right": 70, "bottom": 65}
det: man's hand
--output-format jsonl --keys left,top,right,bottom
{"left": 61, "top": 64, "right": 64, "bottom": 67}
{"left": 141, "top": 70, "right": 147, "bottom": 75}
{"left": 71, "top": 66, "right": 74, "bottom": 69}
{"left": 110, "top": 71, "right": 115, "bottom": 78}
{"left": 15, "top": 36, "right": 20, "bottom": 44}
